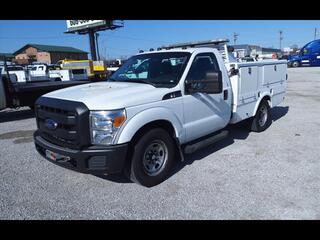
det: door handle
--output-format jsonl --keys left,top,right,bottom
{"left": 223, "top": 89, "right": 228, "bottom": 100}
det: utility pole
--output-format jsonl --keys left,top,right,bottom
{"left": 279, "top": 30, "right": 283, "bottom": 50}
{"left": 89, "top": 29, "right": 97, "bottom": 61}
{"left": 95, "top": 32, "right": 100, "bottom": 61}
{"left": 233, "top": 32, "right": 239, "bottom": 45}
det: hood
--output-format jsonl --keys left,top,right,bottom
{"left": 288, "top": 54, "right": 300, "bottom": 61}
{"left": 43, "top": 81, "right": 170, "bottom": 110}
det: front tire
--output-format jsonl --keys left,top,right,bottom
{"left": 128, "top": 128, "right": 175, "bottom": 187}
{"left": 250, "top": 100, "right": 272, "bottom": 132}
{"left": 292, "top": 61, "right": 300, "bottom": 68}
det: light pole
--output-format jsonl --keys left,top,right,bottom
{"left": 279, "top": 30, "right": 283, "bottom": 50}
{"left": 233, "top": 32, "right": 239, "bottom": 45}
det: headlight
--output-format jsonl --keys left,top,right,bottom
{"left": 90, "top": 109, "right": 126, "bottom": 145}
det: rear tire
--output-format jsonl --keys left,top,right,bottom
{"left": 250, "top": 100, "right": 271, "bottom": 132}
{"left": 127, "top": 128, "right": 175, "bottom": 187}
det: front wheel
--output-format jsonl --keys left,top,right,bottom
{"left": 292, "top": 61, "right": 300, "bottom": 68}
{"left": 127, "top": 128, "right": 175, "bottom": 187}
{"left": 250, "top": 100, "right": 272, "bottom": 132}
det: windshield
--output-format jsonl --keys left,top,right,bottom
{"left": 301, "top": 40, "right": 320, "bottom": 55}
{"left": 109, "top": 52, "right": 191, "bottom": 88}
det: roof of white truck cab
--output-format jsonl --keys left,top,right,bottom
{"left": 136, "top": 47, "right": 220, "bottom": 55}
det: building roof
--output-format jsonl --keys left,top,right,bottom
{"left": 0, "top": 53, "right": 14, "bottom": 59}
{"left": 232, "top": 44, "right": 261, "bottom": 49}
{"left": 261, "top": 47, "right": 281, "bottom": 53}
{"left": 232, "top": 44, "right": 281, "bottom": 53}
{"left": 14, "top": 44, "right": 88, "bottom": 55}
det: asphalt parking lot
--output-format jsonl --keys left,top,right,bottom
{"left": 1, "top": 67, "right": 320, "bottom": 220}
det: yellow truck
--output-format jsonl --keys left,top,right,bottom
{"left": 57, "top": 59, "right": 107, "bottom": 80}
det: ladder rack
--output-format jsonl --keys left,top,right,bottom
{"left": 160, "top": 38, "right": 231, "bottom": 62}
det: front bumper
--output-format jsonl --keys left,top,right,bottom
{"left": 34, "top": 131, "right": 128, "bottom": 175}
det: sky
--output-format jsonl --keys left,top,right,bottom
{"left": 1, "top": 20, "right": 320, "bottom": 59}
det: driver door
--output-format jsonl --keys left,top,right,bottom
{"left": 182, "top": 52, "right": 231, "bottom": 142}
{"left": 310, "top": 46, "right": 320, "bottom": 66}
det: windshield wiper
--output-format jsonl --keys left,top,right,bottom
{"left": 125, "top": 79, "right": 156, "bottom": 87}
{"left": 108, "top": 77, "right": 117, "bottom": 81}
{"left": 107, "top": 78, "right": 156, "bottom": 87}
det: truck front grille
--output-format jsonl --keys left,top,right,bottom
{"left": 35, "top": 97, "right": 90, "bottom": 149}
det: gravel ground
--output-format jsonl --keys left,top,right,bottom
{"left": 0, "top": 67, "right": 320, "bottom": 220}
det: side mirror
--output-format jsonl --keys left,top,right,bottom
{"left": 185, "top": 70, "right": 223, "bottom": 94}
{"left": 229, "top": 68, "right": 239, "bottom": 76}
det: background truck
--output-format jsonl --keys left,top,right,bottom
{"left": 29, "top": 64, "right": 88, "bottom": 82}
{"left": 33, "top": 39, "right": 287, "bottom": 187}
{"left": 105, "top": 59, "right": 126, "bottom": 75}
{"left": 288, "top": 39, "right": 320, "bottom": 67}
{"left": 0, "top": 65, "right": 28, "bottom": 82}
{"left": 57, "top": 59, "right": 107, "bottom": 80}
{"left": 0, "top": 59, "right": 91, "bottom": 111}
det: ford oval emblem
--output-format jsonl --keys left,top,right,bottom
{"left": 45, "top": 119, "right": 58, "bottom": 130}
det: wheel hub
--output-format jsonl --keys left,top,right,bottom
{"left": 258, "top": 106, "right": 268, "bottom": 127}
{"left": 143, "top": 140, "right": 168, "bottom": 176}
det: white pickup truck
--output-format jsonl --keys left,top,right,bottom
{"left": 29, "top": 64, "right": 88, "bottom": 82}
{"left": 33, "top": 39, "right": 287, "bottom": 187}
{"left": 0, "top": 65, "right": 28, "bottom": 82}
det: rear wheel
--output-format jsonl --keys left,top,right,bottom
{"left": 250, "top": 100, "right": 271, "bottom": 132}
{"left": 127, "top": 128, "right": 175, "bottom": 187}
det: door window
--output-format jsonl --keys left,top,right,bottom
{"left": 185, "top": 53, "right": 220, "bottom": 92}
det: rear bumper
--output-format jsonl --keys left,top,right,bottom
{"left": 34, "top": 131, "right": 128, "bottom": 175}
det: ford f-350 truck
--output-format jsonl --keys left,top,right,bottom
{"left": 33, "top": 39, "right": 287, "bottom": 187}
